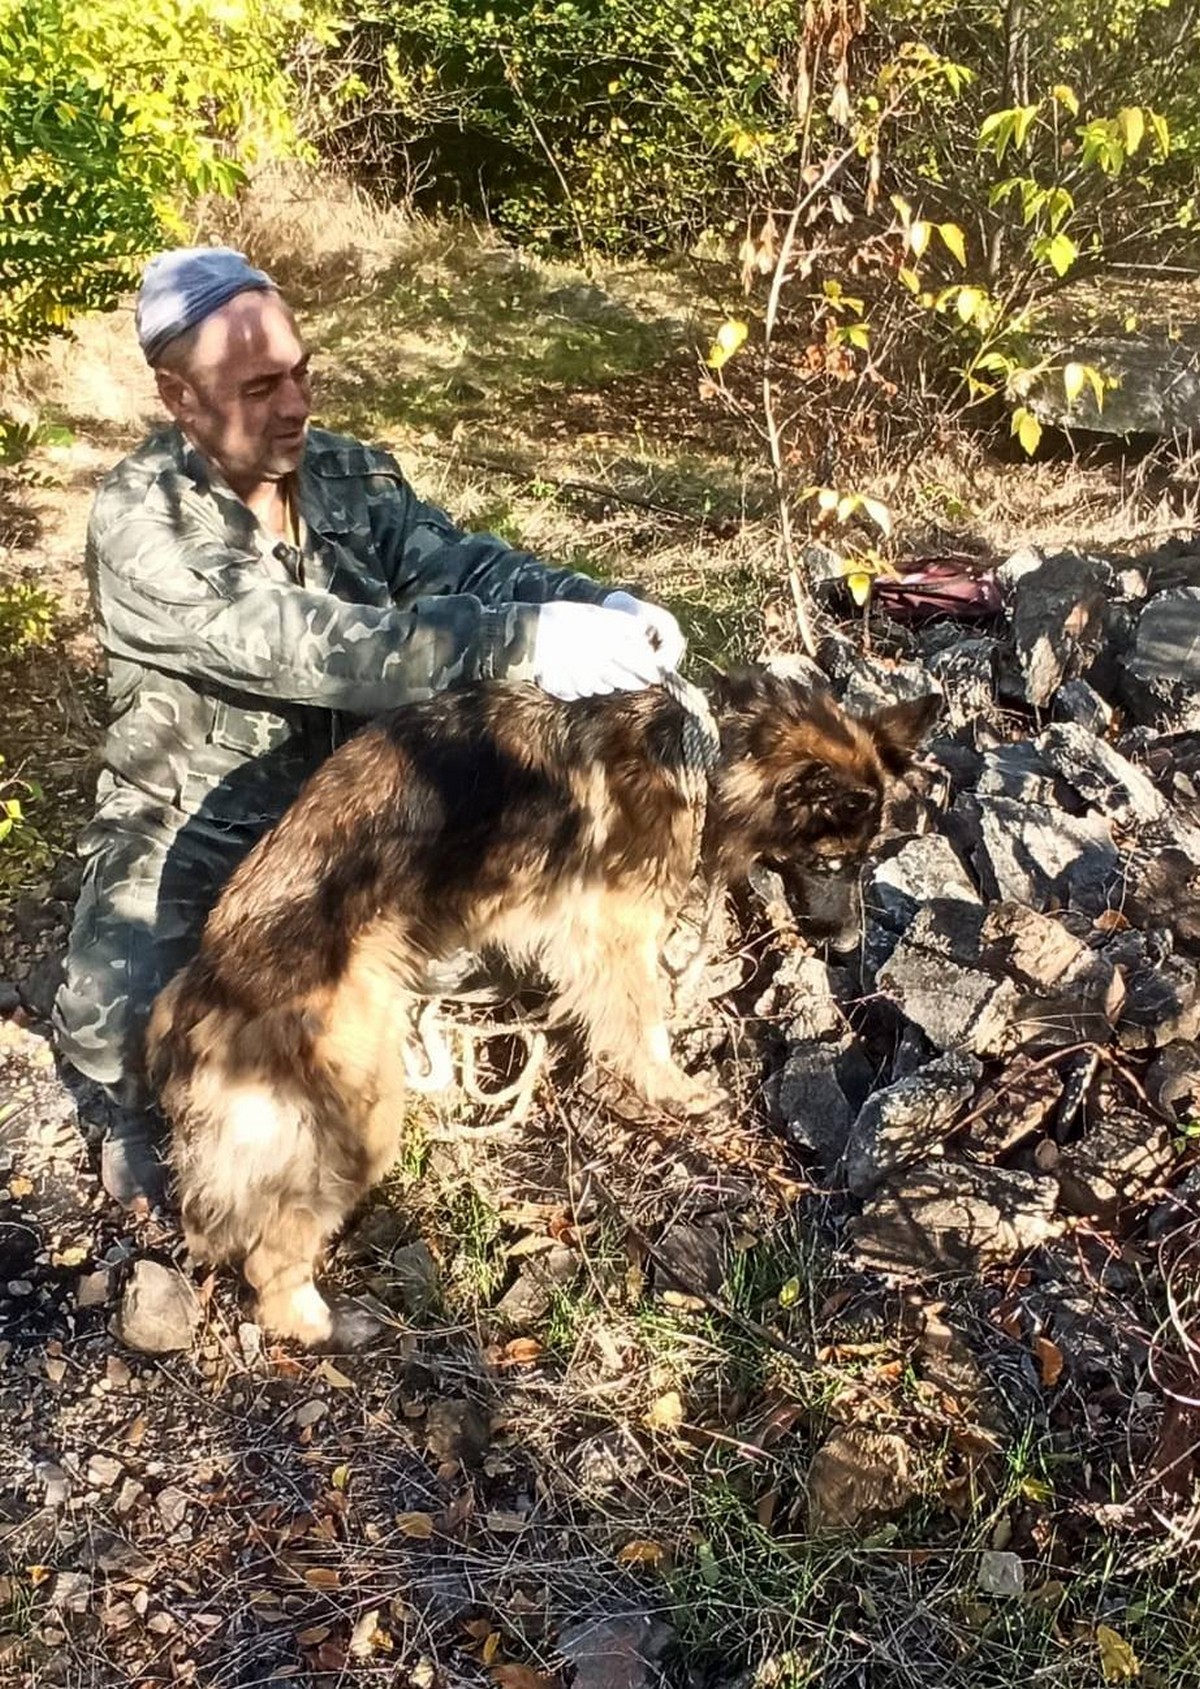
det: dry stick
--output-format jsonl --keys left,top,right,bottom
{"left": 500, "top": 47, "right": 590, "bottom": 269}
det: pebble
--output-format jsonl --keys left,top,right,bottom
{"left": 294, "top": 1399, "right": 328, "bottom": 1429}
{"left": 86, "top": 1453, "right": 124, "bottom": 1488}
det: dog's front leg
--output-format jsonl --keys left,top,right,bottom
{"left": 542, "top": 899, "right": 724, "bottom": 1118}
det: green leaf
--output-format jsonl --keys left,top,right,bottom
{"left": 1149, "top": 109, "right": 1170, "bottom": 157}
{"left": 1118, "top": 106, "right": 1145, "bottom": 156}
{"left": 1044, "top": 231, "right": 1078, "bottom": 276}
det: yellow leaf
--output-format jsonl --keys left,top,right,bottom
{"left": 1052, "top": 83, "right": 1079, "bottom": 117}
{"left": 394, "top": 1510, "right": 436, "bottom": 1539}
{"left": 331, "top": 1464, "right": 351, "bottom": 1491}
{"left": 9, "top": 1175, "right": 33, "bottom": 1198}
{"left": 646, "top": 1390, "right": 684, "bottom": 1432}
{"left": 1063, "top": 361, "right": 1086, "bottom": 405}
{"left": 939, "top": 222, "right": 966, "bottom": 265}
{"left": 616, "top": 1539, "right": 667, "bottom": 1568}
{"left": 898, "top": 266, "right": 920, "bottom": 293}
{"left": 482, "top": 1630, "right": 502, "bottom": 1664}
{"left": 1012, "top": 407, "right": 1042, "bottom": 456}
{"left": 1097, "top": 1624, "right": 1141, "bottom": 1682}
{"left": 317, "top": 1359, "right": 355, "bottom": 1390}
{"left": 1118, "top": 107, "right": 1145, "bottom": 156}
{"left": 860, "top": 496, "right": 892, "bottom": 536}
{"left": 706, "top": 318, "right": 749, "bottom": 370}
{"left": 778, "top": 1276, "right": 801, "bottom": 1308}
{"left": 956, "top": 285, "right": 984, "bottom": 324}
{"left": 909, "top": 220, "right": 931, "bottom": 258}
{"left": 53, "top": 1245, "right": 88, "bottom": 1267}
{"left": 1149, "top": 109, "right": 1170, "bottom": 156}
{"left": 836, "top": 493, "right": 860, "bottom": 523}
{"left": 815, "top": 486, "right": 840, "bottom": 513}
{"left": 846, "top": 571, "right": 874, "bottom": 607}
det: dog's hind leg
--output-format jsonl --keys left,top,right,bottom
{"left": 243, "top": 1203, "right": 343, "bottom": 1346}
{"left": 539, "top": 894, "right": 723, "bottom": 1117}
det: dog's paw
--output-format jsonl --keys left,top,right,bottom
{"left": 643, "top": 1065, "right": 727, "bottom": 1120}
{"left": 257, "top": 1282, "right": 335, "bottom": 1348}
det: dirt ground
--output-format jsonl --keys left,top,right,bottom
{"left": 1, "top": 188, "right": 1198, "bottom": 1688}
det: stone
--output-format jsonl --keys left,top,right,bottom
{"left": 1034, "top": 722, "right": 1166, "bottom": 828}
{"left": 76, "top": 1269, "right": 111, "bottom": 1309}
{"left": 558, "top": 1613, "right": 675, "bottom": 1689}
{"left": 294, "top": 1399, "right": 327, "bottom": 1429}
{"left": 979, "top": 903, "right": 1125, "bottom": 1048}
{"left": 962, "top": 1055, "right": 1062, "bottom": 1160}
{"left": 1057, "top": 1114, "right": 1174, "bottom": 1220}
{"left": 807, "top": 1426, "right": 915, "bottom": 1533}
{"left": 1009, "top": 553, "right": 1111, "bottom": 708}
{"left": 574, "top": 1427, "right": 647, "bottom": 1493}
{"left": 49, "top": 1572, "right": 90, "bottom": 1614}
{"left": 852, "top": 1161, "right": 1060, "bottom": 1275}
{"left": 1029, "top": 333, "right": 1200, "bottom": 436}
{"left": 1121, "top": 588, "right": 1200, "bottom": 730}
{"left": 866, "top": 834, "right": 980, "bottom": 954}
{"left": 842, "top": 1052, "right": 982, "bottom": 1197}
{"left": 1147, "top": 1041, "right": 1200, "bottom": 1114}
{"left": 978, "top": 1551, "right": 1025, "bottom": 1596}
{"left": 388, "top": 1241, "right": 441, "bottom": 1317}
{"left": 877, "top": 901, "right": 1020, "bottom": 1055}
{"left": 950, "top": 794, "right": 1120, "bottom": 917}
{"left": 87, "top": 1453, "right": 124, "bottom": 1488}
{"left": 156, "top": 1486, "right": 189, "bottom": 1532}
{"left": 1116, "top": 949, "right": 1200, "bottom": 1049}
{"left": 1052, "top": 678, "right": 1113, "bottom": 736}
{"left": 974, "top": 741, "right": 1071, "bottom": 809}
{"left": 1124, "top": 848, "right": 1200, "bottom": 953}
{"left": 777, "top": 1039, "right": 867, "bottom": 1167}
{"left": 819, "top": 634, "right": 942, "bottom": 717}
{"left": 36, "top": 1460, "right": 70, "bottom": 1508}
{"left": 756, "top": 952, "right": 846, "bottom": 1041}
{"left": 655, "top": 1222, "right": 725, "bottom": 1297}
{"left": 18, "top": 952, "right": 64, "bottom": 1022}
{"left": 0, "top": 981, "right": 19, "bottom": 1015}
{"left": 925, "top": 639, "right": 998, "bottom": 727}
{"left": 111, "top": 1260, "right": 201, "bottom": 1355}
{"left": 423, "top": 1397, "right": 490, "bottom": 1465}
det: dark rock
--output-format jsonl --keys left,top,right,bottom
{"left": 0, "top": 980, "right": 19, "bottom": 1015}
{"left": 1057, "top": 1112, "right": 1174, "bottom": 1219}
{"left": 1123, "top": 847, "right": 1200, "bottom": 952}
{"left": 1008, "top": 552, "right": 1111, "bottom": 708}
{"left": 852, "top": 1161, "right": 1060, "bottom": 1275}
{"left": 388, "top": 1241, "right": 441, "bottom": 1316}
{"left": 842, "top": 1051, "right": 981, "bottom": 1196}
{"left": 1034, "top": 722, "right": 1165, "bottom": 828}
{"left": 978, "top": 902, "right": 1125, "bottom": 1048}
{"left": 818, "top": 634, "right": 943, "bottom": 715}
{"left": 755, "top": 952, "right": 846, "bottom": 1040}
{"left": 18, "top": 953, "right": 64, "bottom": 1022}
{"left": 1052, "top": 678, "right": 1113, "bottom": 736}
{"left": 423, "top": 1396, "right": 491, "bottom": 1464}
{"left": 655, "top": 1222, "right": 725, "bottom": 1296}
{"left": 925, "top": 638, "right": 998, "bottom": 727}
{"left": 950, "top": 794, "right": 1120, "bottom": 916}
{"left": 778, "top": 1038, "right": 871, "bottom": 1166}
{"left": 1115, "top": 948, "right": 1200, "bottom": 1049}
{"left": 1028, "top": 332, "right": 1200, "bottom": 436}
{"left": 558, "top": 1613, "right": 675, "bottom": 1689}
{"left": 1121, "top": 587, "right": 1200, "bottom": 730}
{"left": 863, "top": 834, "right": 980, "bottom": 980}
{"left": 48, "top": 858, "right": 83, "bottom": 902}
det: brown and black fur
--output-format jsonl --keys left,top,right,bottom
{"left": 146, "top": 670, "right": 937, "bottom": 1344}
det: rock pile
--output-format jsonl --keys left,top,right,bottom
{"left": 772, "top": 541, "right": 1200, "bottom": 1275}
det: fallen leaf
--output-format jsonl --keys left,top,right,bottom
{"left": 394, "top": 1511, "right": 436, "bottom": 1539}
{"left": 501, "top": 1338, "right": 544, "bottom": 1366}
{"left": 9, "top": 1175, "right": 33, "bottom": 1198}
{"left": 331, "top": 1464, "right": 351, "bottom": 1491}
{"left": 645, "top": 1390, "right": 684, "bottom": 1432}
{"left": 317, "top": 1359, "right": 355, "bottom": 1390}
{"left": 616, "top": 1539, "right": 666, "bottom": 1568}
{"left": 491, "top": 1666, "right": 558, "bottom": 1689}
{"left": 297, "top": 1624, "right": 331, "bottom": 1646}
{"left": 756, "top": 1490, "right": 779, "bottom": 1528}
{"left": 302, "top": 1568, "right": 340, "bottom": 1591}
{"left": 1093, "top": 909, "right": 1130, "bottom": 934}
{"left": 482, "top": 1630, "right": 502, "bottom": 1664}
{"left": 1033, "top": 1335, "right": 1064, "bottom": 1388}
{"left": 1097, "top": 1624, "right": 1140, "bottom": 1682}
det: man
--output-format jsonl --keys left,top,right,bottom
{"left": 54, "top": 246, "right": 685, "bottom": 1204}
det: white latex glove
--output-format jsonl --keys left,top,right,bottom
{"left": 603, "top": 590, "right": 687, "bottom": 671}
{"left": 532, "top": 600, "right": 667, "bottom": 701}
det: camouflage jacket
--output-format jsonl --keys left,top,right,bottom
{"left": 87, "top": 424, "right": 610, "bottom": 820}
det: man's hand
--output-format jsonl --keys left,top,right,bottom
{"left": 602, "top": 590, "right": 686, "bottom": 671}
{"left": 532, "top": 600, "right": 671, "bottom": 701}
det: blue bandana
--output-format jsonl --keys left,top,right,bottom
{"left": 135, "top": 247, "right": 276, "bottom": 366}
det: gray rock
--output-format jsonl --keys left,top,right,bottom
{"left": 0, "top": 979, "right": 19, "bottom": 1015}
{"left": 877, "top": 901, "right": 1020, "bottom": 1055}
{"left": 842, "top": 1051, "right": 981, "bottom": 1197}
{"left": 852, "top": 1161, "right": 1061, "bottom": 1275}
{"left": 1034, "top": 722, "right": 1166, "bottom": 828}
{"left": 111, "top": 1260, "right": 201, "bottom": 1354}
{"left": 156, "top": 1485, "right": 190, "bottom": 1532}
{"left": 1052, "top": 678, "right": 1113, "bottom": 736}
{"left": 756, "top": 952, "right": 846, "bottom": 1041}
{"left": 1117, "top": 950, "right": 1200, "bottom": 1049}
{"left": 36, "top": 1459, "right": 71, "bottom": 1508}
{"left": 950, "top": 794, "right": 1120, "bottom": 916}
{"left": 388, "top": 1241, "right": 441, "bottom": 1316}
{"left": 86, "top": 1453, "right": 124, "bottom": 1488}
{"left": 49, "top": 1571, "right": 90, "bottom": 1614}
{"left": 655, "top": 1222, "right": 725, "bottom": 1296}
{"left": 863, "top": 834, "right": 980, "bottom": 981}
{"left": 1121, "top": 587, "right": 1200, "bottom": 730}
{"left": 1147, "top": 1041, "right": 1200, "bottom": 1114}
{"left": 975, "top": 740, "right": 1071, "bottom": 808}
{"left": 978, "top": 903, "right": 1125, "bottom": 1048}
{"left": 558, "top": 1613, "right": 675, "bottom": 1689}
{"left": 1028, "top": 331, "right": 1200, "bottom": 436}
{"left": 979, "top": 1551, "right": 1025, "bottom": 1596}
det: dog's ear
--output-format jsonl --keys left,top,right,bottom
{"left": 866, "top": 695, "right": 941, "bottom": 775}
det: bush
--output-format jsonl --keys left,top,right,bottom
{"left": 0, "top": 0, "right": 333, "bottom": 361}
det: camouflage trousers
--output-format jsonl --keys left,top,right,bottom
{"left": 53, "top": 773, "right": 277, "bottom": 1108}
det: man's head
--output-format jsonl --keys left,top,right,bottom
{"left": 137, "top": 247, "right": 312, "bottom": 494}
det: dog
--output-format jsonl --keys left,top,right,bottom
{"left": 146, "top": 669, "right": 937, "bottom": 1344}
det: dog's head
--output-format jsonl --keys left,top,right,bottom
{"left": 708, "top": 669, "right": 939, "bottom": 942}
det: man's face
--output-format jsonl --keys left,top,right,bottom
{"left": 156, "top": 290, "right": 312, "bottom": 493}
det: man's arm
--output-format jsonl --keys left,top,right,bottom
{"left": 90, "top": 487, "right": 546, "bottom": 715}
